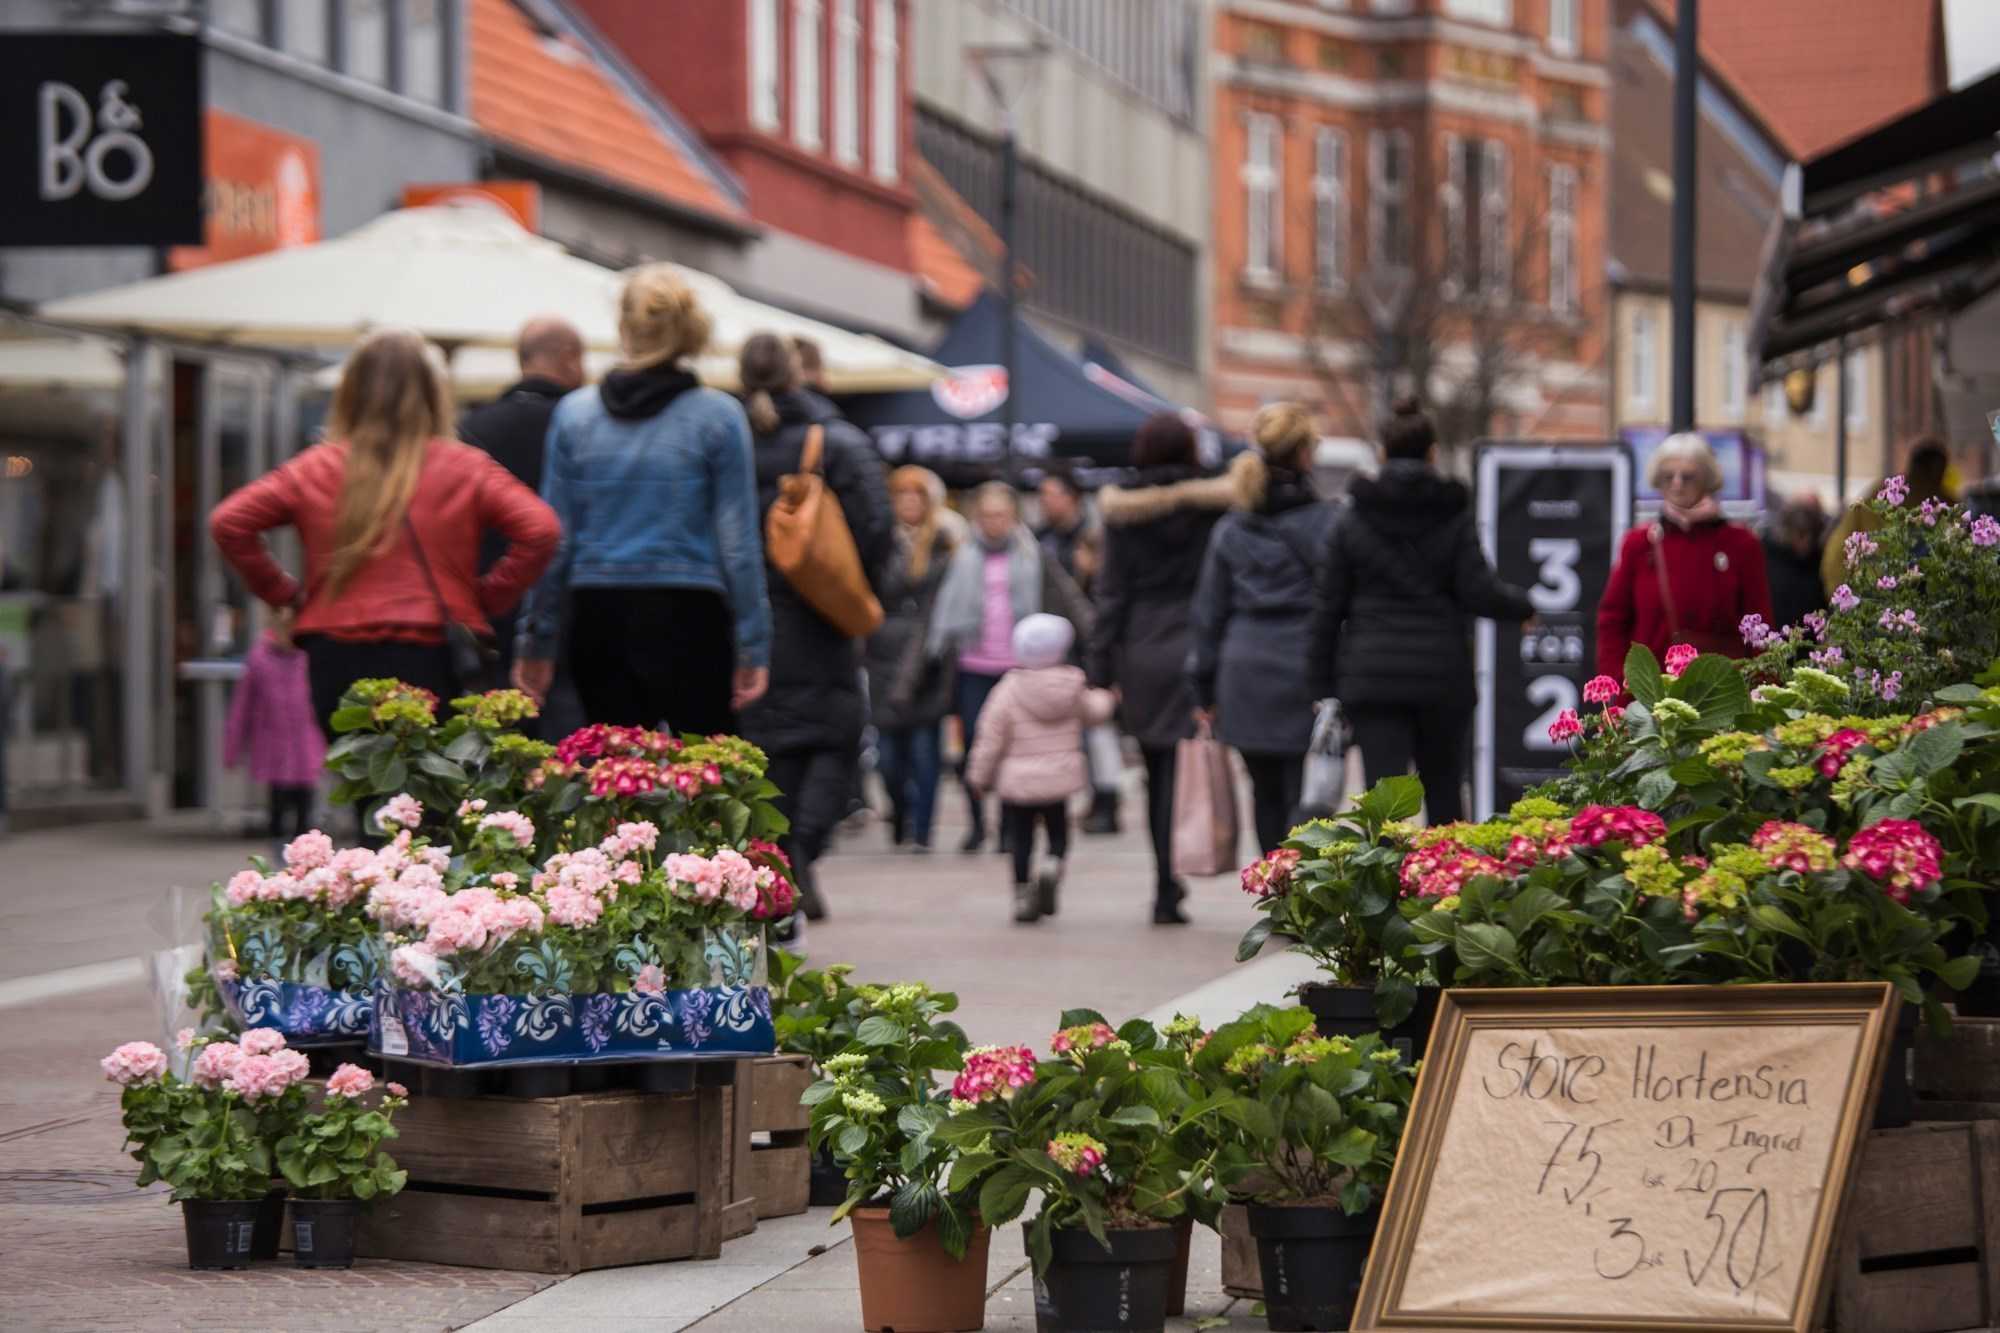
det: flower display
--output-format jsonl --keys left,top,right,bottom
{"left": 1569, "top": 805, "right": 1666, "bottom": 848}
{"left": 1842, "top": 820, "right": 1945, "bottom": 904}
{"left": 1240, "top": 847, "right": 1300, "bottom": 898}
{"left": 950, "top": 1045, "right": 1037, "bottom": 1104}
{"left": 1397, "top": 839, "right": 1504, "bottom": 901}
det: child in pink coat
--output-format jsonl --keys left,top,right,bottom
{"left": 967, "top": 614, "right": 1116, "bottom": 923}
{"left": 225, "top": 618, "right": 326, "bottom": 857}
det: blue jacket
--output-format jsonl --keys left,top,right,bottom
{"left": 517, "top": 369, "right": 772, "bottom": 667}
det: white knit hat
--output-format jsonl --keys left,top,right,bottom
{"left": 1012, "top": 613, "right": 1074, "bottom": 669}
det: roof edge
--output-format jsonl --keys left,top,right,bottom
{"left": 488, "top": 141, "right": 763, "bottom": 242}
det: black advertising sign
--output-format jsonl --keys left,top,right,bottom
{"left": 1473, "top": 443, "right": 1632, "bottom": 818}
{"left": 0, "top": 33, "right": 204, "bottom": 246}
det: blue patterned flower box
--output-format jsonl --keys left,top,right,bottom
{"left": 368, "top": 983, "right": 775, "bottom": 1067}
{"left": 219, "top": 977, "right": 375, "bottom": 1043}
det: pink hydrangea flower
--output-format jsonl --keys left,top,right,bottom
{"left": 1751, "top": 821, "right": 1836, "bottom": 875}
{"left": 1241, "top": 847, "right": 1300, "bottom": 898}
{"left": 190, "top": 1040, "right": 243, "bottom": 1089}
{"left": 325, "top": 1063, "right": 375, "bottom": 1099}
{"left": 375, "top": 793, "right": 423, "bottom": 832}
{"left": 1050, "top": 1022, "right": 1117, "bottom": 1058}
{"left": 1816, "top": 728, "right": 1870, "bottom": 779}
{"left": 284, "top": 830, "right": 334, "bottom": 872}
{"left": 751, "top": 867, "right": 797, "bottom": 920}
{"left": 1046, "top": 1133, "right": 1107, "bottom": 1177}
{"left": 1547, "top": 708, "right": 1583, "bottom": 744}
{"left": 951, "top": 1045, "right": 1037, "bottom": 1104}
{"left": 100, "top": 1041, "right": 168, "bottom": 1086}
{"left": 1663, "top": 644, "right": 1699, "bottom": 678}
{"left": 1582, "top": 675, "right": 1621, "bottom": 705}
{"left": 1843, "top": 820, "right": 1944, "bottom": 904}
{"left": 1570, "top": 805, "right": 1666, "bottom": 848}
{"left": 1398, "top": 840, "right": 1505, "bottom": 900}
{"left": 238, "top": 1028, "right": 288, "bottom": 1057}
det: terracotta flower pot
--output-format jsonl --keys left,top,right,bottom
{"left": 851, "top": 1207, "right": 991, "bottom": 1332}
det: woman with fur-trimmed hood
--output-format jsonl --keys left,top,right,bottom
{"left": 1087, "top": 414, "right": 1259, "bottom": 923}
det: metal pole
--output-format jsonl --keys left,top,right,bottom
{"left": 1835, "top": 338, "right": 1849, "bottom": 504}
{"left": 121, "top": 338, "right": 155, "bottom": 814}
{"left": 1000, "top": 114, "right": 1019, "bottom": 480}
{"left": 1670, "top": 0, "right": 1698, "bottom": 431}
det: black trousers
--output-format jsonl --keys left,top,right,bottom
{"left": 268, "top": 785, "right": 314, "bottom": 843}
{"left": 1350, "top": 704, "right": 1474, "bottom": 826}
{"left": 765, "top": 747, "right": 858, "bottom": 919}
{"left": 1240, "top": 751, "right": 1303, "bottom": 856}
{"left": 569, "top": 587, "right": 735, "bottom": 736}
{"left": 1002, "top": 801, "right": 1069, "bottom": 883}
{"left": 300, "top": 636, "right": 458, "bottom": 740}
{"left": 1141, "top": 745, "right": 1179, "bottom": 899}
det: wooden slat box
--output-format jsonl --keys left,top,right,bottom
{"left": 1831, "top": 1120, "right": 2000, "bottom": 1333}
{"left": 355, "top": 1062, "right": 738, "bottom": 1274}
{"left": 726, "top": 1054, "right": 813, "bottom": 1221}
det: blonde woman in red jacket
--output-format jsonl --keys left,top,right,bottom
{"left": 211, "top": 329, "right": 560, "bottom": 735}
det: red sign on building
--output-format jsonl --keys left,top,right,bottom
{"left": 168, "top": 109, "right": 320, "bottom": 270}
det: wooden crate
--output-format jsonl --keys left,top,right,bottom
{"left": 1219, "top": 1203, "right": 1261, "bottom": 1299}
{"left": 355, "top": 1063, "right": 739, "bottom": 1274}
{"left": 1831, "top": 1120, "right": 2000, "bottom": 1333}
{"left": 738, "top": 1054, "right": 813, "bottom": 1220}
{"left": 1916, "top": 1015, "right": 2000, "bottom": 1119}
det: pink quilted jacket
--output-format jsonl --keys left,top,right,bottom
{"left": 967, "top": 665, "right": 1117, "bottom": 805}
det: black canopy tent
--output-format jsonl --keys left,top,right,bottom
{"left": 841, "top": 292, "right": 1205, "bottom": 488}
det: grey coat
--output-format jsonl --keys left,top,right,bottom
{"left": 1186, "top": 462, "right": 1339, "bottom": 757}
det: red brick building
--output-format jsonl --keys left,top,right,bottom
{"left": 1210, "top": 0, "right": 1611, "bottom": 447}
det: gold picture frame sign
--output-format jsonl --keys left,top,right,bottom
{"left": 1353, "top": 983, "right": 1899, "bottom": 1333}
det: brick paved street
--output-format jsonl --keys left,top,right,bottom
{"left": 0, "top": 769, "right": 1294, "bottom": 1330}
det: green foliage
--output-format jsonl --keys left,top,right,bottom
{"left": 117, "top": 1077, "right": 279, "bottom": 1203}
{"left": 274, "top": 1080, "right": 409, "bottom": 1202}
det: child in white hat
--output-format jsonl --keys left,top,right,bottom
{"left": 965, "top": 614, "right": 1117, "bottom": 922}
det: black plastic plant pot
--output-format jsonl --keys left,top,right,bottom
{"left": 1875, "top": 1003, "right": 1920, "bottom": 1129}
{"left": 1297, "top": 982, "right": 1442, "bottom": 1063}
{"left": 301, "top": 1042, "right": 369, "bottom": 1079}
{"left": 1246, "top": 1203, "right": 1379, "bottom": 1332}
{"left": 182, "top": 1198, "right": 262, "bottom": 1270}
{"left": 571, "top": 1063, "right": 615, "bottom": 1093}
{"left": 418, "top": 1063, "right": 488, "bottom": 1099}
{"left": 500, "top": 1065, "right": 572, "bottom": 1098}
{"left": 634, "top": 1062, "right": 697, "bottom": 1094}
{"left": 1029, "top": 1223, "right": 1178, "bottom": 1333}
{"left": 292, "top": 1199, "right": 363, "bottom": 1269}
{"left": 808, "top": 1145, "right": 848, "bottom": 1207}
{"left": 251, "top": 1186, "right": 287, "bottom": 1261}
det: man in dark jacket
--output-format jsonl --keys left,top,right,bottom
{"left": 1763, "top": 493, "right": 1827, "bottom": 633}
{"left": 460, "top": 316, "right": 585, "bottom": 689}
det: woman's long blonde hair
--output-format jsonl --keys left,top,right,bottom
{"left": 325, "top": 329, "right": 455, "bottom": 595}
{"left": 889, "top": 465, "right": 948, "bottom": 579}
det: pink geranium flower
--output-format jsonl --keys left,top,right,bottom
{"left": 325, "top": 1063, "right": 375, "bottom": 1099}
{"left": 1547, "top": 708, "right": 1583, "bottom": 743}
{"left": 190, "top": 1040, "right": 243, "bottom": 1089}
{"left": 100, "top": 1041, "right": 168, "bottom": 1086}
{"left": 1582, "top": 674, "right": 1621, "bottom": 704}
{"left": 1663, "top": 644, "right": 1699, "bottom": 678}
{"left": 238, "top": 1028, "right": 288, "bottom": 1057}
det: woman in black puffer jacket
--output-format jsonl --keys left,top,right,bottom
{"left": 865, "top": 465, "right": 957, "bottom": 853}
{"left": 1188, "top": 404, "right": 1340, "bottom": 856}
{"left": 737, "top": 334, "right": 894, "bottom": 928}
{"left": 1090, "top": 415, "right": 1256, "bottom": 922}
{"left": 1307, "top": 397, "right": 1533, "bottom": 825}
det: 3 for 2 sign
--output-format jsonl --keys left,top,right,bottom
{"left": 0, "top": 33, "right": 203, "bottom": 246}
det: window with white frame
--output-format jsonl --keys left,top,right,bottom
{"left": 794, "top": 0, "right": 824, "bottom": 150}
{"left": 1479, "top": 139, "right": 1510, "bottom": 296}
{"left": 1629, "top": 307, "right": 1657, "bottom": 416}
{"left": 1313, "top": 128, "right": 1348, "bottom": 291}
{"left": 1370, "top": 129, "right": 1411, "bottom": 269}
{"left": 1844, "top": 349, "right": 1868, "bottom": 427}
{"left": 348, "top": 0, "right": 390, "bottom": 87}
{"left": 833, "top": 0, "right": 862, "bottom": 164}
{"left": 1442, "top": 134, "right": 1466, "bottom": 289}
{"left": 1445, "top": 0, "right": 1513, "bottom": 26}
{"left": 1548, "top": 164, "right": 1577, "bottom": 314}
{"left": 1243, "top": 114, "right": 1282, "bottom": 282}
{"left": 1443, "top": 136, "right": 1508, "bottom": 296}
{"left": 1720, "top": 321, "right": 1745, "bottom": 419}
{"left": 750, "top": 0, "right": 781, "bottom": 131}
{"left": 870, "top": 0, "right": 900, "bottom": 180}
{"left": 404, "top": 0, "right": 444, "bottom": 107}
{"left": 1549, "top": 0, "right": 1578, "bottom": 55}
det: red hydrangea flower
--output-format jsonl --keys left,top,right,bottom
{"left": 1841, "top": 820, "right": 1944, "bottom": 904}
{"left": 1570, "top": 805, "right": 1666, "bottom": 848}
{"left": 1241, "top": 848, "right": 1300, "bottom": 898}
{"left": 1816, "top": 729, "right": 1870, "bottom": 779}
{"left": 1398, "top": 840, "right": 1505, "bottom": 900}
{"left": 1750, "top": 821, "right": 1836, "bottom": 875}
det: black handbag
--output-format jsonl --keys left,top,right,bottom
{"left": 404, "top": 516, "right": 498, "bottom": 693}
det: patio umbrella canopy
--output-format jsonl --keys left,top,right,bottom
{"left": 39, "top": 205, "right": 938, "bottom": 392}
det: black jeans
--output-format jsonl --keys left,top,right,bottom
{"left": 1240, "top": 751, "right": 1303, "bottom": 855}
{"left": 1141, "top": 745, "right": 1179, "bottom": 899}
{"left": 953, "top": 669, "right": 1005, "bottom": 836}
{"left": 1002, "top": 801, "right": 1069, "bottom": 883}
{"left": 268, "top": 785, "right": 314, "bottom": 843}
{"left": 300, "top": 636, "right": 458, "bottom": 739}
{"left": 765, "top": 747, "right": 858, "bottom": 920}
{"left": 1350, "top": 705, "right": 1474, "bottom": 826}
{"left": 569, "top": 587, "right": 735, "bottom": 735}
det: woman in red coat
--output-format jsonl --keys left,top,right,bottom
{"left": 1597, "top": 433, "right": 1774, "bottom": 678}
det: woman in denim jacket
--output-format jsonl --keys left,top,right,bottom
{"left": 513, "top": 266, "right": 771, "bottom": 734}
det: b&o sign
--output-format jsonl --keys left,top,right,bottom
{"left": 1473, "top": 443, "right": 1632, "bottom": 818}
{"left": 0, "top": 33, "right": 204, "bottom": 246}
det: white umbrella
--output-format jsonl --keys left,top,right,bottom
{"left": 41, "top": 205, "right": 939, "bottom": 391}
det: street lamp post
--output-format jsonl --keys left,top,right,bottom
{"left": 1670, "top": 0, "right": 1698, "bottom": 431}
{"left": 968, "top": 40, "right": 1048, "bottom": 479}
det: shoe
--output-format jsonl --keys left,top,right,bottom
{"left": 1036, "top": 856, "right": 1063, "bottom": 917}
{"left": 959, "top": 828, "right": 984, "bottom": 854}
{"left": 995, "top": 825, "right": 1014, "bottom": 856}
{"left": 772, "top": 914, "right": 807, "bottom": 950}
{"left": 795, "top": 862, "right": 828, "bottom": 922}
{"left": 1151, "top": 901, "right": 1191, "bottom": 925}
{"left": 908, "top": 839, "right": 933, "bottom": 855}
{"left": 1013, "top": 881, "right": 1042, "bottom": 923}
{"left": 890, "top": 805, "right": 908, "bottom": 847}
{"left": 1081, "top": 791, "right": 1121, "bottom": 835}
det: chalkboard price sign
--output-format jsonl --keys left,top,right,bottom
{"left": 1353, "top": 984, "right": 1898, "bottom": 1332}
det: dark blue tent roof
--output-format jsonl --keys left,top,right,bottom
{"left": 841, "top": 292, "right": 1162, "bottom": 486}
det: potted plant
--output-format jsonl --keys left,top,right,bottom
{"left": 275, "top": 1063, "right": 409, "bottom": 1268}
{"left": 940, "top": 1014, "right": 1220, "bottom": 1333}
{"left": 803, "top": 981, "right": 983, "bottom": 1332}
{"left": 773, "top": 951, "right": 870, "bottom": 1204}
{"left": 1192, "top": 1007, "right": 1414, "bottom": 1332}
{"left": 103, "top": 1031, "right": 311, "bottom": 1268}
{"left": 1236, "top": 775, "right": 1441, "bottom": 1049}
